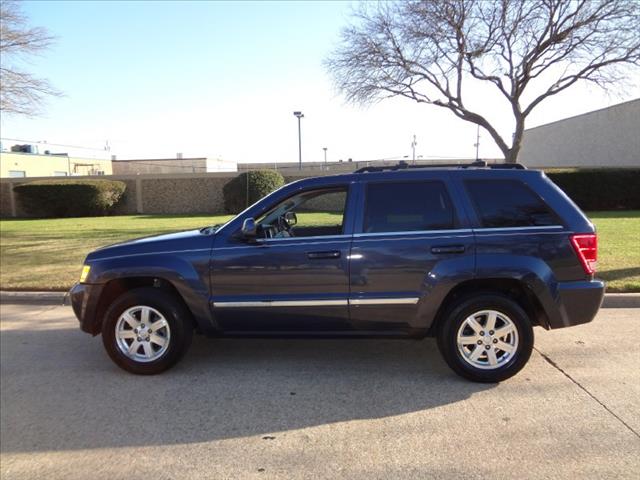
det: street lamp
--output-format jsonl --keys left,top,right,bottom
{"left": 293, "top": 111, "right": 304, "bottom": 170}
{"left": 323, "top": 147, "right": 327, "bottom": 169}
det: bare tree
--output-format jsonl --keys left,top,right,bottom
{"left": 327, "top": 0, "right": 640, "bottom": 163}
{"left": 1, "top": 0, "right": 60, "bottom": 116}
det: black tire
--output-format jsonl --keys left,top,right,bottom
{"left": 437, "top": 294, "right": 534, "bottom": 383}
{"left": 101, "top": 287, "right": 193, "bottom": 375}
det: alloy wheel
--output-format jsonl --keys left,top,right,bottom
{"left": 456, "top": 309, "right": 519, "bottom": 370}
{"left": 115, "top": 306, "right": 171, "bottom": 363}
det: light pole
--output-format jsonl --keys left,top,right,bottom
{"left": 411, "top": 134, "right": 417, "bottom": 164}
{"left": 323, "top": 147, "right": 327, "bottom": 169}
{"left": 474, "top": 124, "right": 480, "bottom": 160}
{"left": 293, "top": 111, "right": 304, "bottom": 170}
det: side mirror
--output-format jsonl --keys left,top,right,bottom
{"left": 241, "top": 217, "right": 257, "bottom": 238}
{"left": 284, "top": 211, "right": 297, "bottom": 226}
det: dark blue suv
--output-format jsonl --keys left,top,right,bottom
{"left": 70, "top": 163, "right": 605, "bottom": 382}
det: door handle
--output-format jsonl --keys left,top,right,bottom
{"left": 307, "top": 251, "right": 341, "bottom": 259}
{"left": 431, "top": 245, "right": 465, "bottom": 254}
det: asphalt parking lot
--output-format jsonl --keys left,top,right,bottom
{"left": 1, "top": 303, "right": 638, "bottom": 480}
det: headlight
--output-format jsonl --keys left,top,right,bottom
{"left": 79, "top": 265, "right": 91, "bottom": 283}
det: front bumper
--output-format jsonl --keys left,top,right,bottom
{"left": 548, "top": 280, "right": 605, "bottom": 329}
{"left": 70, "top": 282, "right": 104, "bottom": 335}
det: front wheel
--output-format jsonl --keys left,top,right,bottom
{"left": 101, "top": 287, "right": 193, "bottom": 374}
{"left": 437, "top": 294, "right": 534, "bottom": 382}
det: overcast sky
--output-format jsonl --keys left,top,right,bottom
{"left": 2, "top": 0, "right": 639, "bottom": 163}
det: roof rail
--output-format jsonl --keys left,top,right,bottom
{"left": 354, "top": 160, "right": 526, "bottom": 173}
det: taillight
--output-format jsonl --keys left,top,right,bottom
{"left": 570, "top": 234, "right": 597, "bottom": 275}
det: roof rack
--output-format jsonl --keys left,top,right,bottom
{"left": 354, "top": 160, "right": 526, "bottom": 173}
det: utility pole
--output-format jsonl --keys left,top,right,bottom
{"left": 474, "top": 125, "right": 480, "bottom": 160}
{"left": 323, "top": 147, "right": 327, "bottom": 169}
{"left": 293, "top": 111, "right": 304, "bottom": 170}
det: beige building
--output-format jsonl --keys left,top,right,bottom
{"left": 112, "top": 157, "right": 237, "bottom": 175}
{"left": 0, "top": 152, "right": 113, "bottom": 178}
{"left": 519, "top": 99, "right": 640, "bottom": 168}
{"left": 237, "top": 158, "right": 498, "bottom": 173}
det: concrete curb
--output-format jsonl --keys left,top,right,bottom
{"left": 1, "top": 291, "right": 68, "bottom": 306}
{"left": 601, "top": 293, "right": 640, "bottom": 308}
{"left": 1, "top": 290, "right": 639, "bottom": 308}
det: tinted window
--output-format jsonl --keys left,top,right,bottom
{"left": 466, "top": 180, "right": 557, "bottom": 228}
{"left": 364, "top": 181, "right": 455, "bottom": 233}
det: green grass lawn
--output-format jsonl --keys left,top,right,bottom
{"left": 588, "top": 211, "right": 640, "bottom": 292}
{"left": 0, "top": 215, "right": 232, "bottom": 291}
{"left": 0, "top": 211, "right": 638, "bottom": 292}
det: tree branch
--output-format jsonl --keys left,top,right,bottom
{"left": 326, "top": 0, "right": 640, "bottom": 163}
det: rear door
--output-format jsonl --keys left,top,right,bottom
{"left": 348, "top": 173, "right": 475, "bottom": 332}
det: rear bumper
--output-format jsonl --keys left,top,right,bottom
{"left": 70, "top": 282, "right": 103, "bottom": 335}
{"left": 548, "top": 280, "right": 605, "bottom": 329}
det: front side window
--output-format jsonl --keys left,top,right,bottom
{"left": 257, "top": 188, "right": 347, "bottom": 238}
{"left": 466, "top": 179, "right": 558, "bottom": 228}
{"left": 364, "top": 181, "right": 456, "bottom": 233}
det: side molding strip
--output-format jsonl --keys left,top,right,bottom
{"left": 213, "top": 299, "right": 349, "bottom": 308}
{"left": 349, "top": 297, "right": 419, "bottom": 305}
{"left": 212, "top": 297, "right": 420, "bottom": 308}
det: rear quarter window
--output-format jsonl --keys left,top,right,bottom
{"left": 465, "top": 179, "right": 558, "bottom": 228}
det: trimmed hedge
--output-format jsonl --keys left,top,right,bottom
{"left": 545, "top": 169, "right": 640, "bottom": 211}
{"left": 223, "top": 170, "right": 285, "bottom": 213}
{"left": 14, "top": 179, "right": 126, "bottom": 218}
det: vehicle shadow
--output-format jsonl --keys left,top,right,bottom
{"left": 0, "top": 324, "right": 495, "bottom": 453}
{"left": 599, "top": 266, "right": 640, "bottom": 282}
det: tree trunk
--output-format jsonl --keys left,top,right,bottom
{"left": 506, "top": 116, "right": 526, "bottom": 163}
{"left": 504, "top": 148, "right": 516, "bottom": 163}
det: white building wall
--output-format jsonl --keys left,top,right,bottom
{"left": 519, "top": 99, "right": 640, "bottom": 168}
{"left": 206, "top": 157, "right": 237, "bottom": 172}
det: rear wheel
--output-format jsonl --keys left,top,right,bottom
{"left": 437, "top": 294, "right": 533, "bottom": 382}
{"left": 101, "top": 287, "right": 193, "bottom": 374}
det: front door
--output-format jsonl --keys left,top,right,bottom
{"left": 211, "top": 186, "right": 355, "bottom": 333}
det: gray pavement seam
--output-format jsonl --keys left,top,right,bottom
{"left": 534, "top": 346, "right": 640, "bottom": 439}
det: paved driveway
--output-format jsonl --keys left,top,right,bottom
{"left": 1, "top": 304, "right": 638, "bottom": 479}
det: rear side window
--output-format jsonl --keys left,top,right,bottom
{"left": 466, "top": 180, "right": 557, "bottom": 228}
{"left": 364, "top": 181, "right": 455, "bottom": 233}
